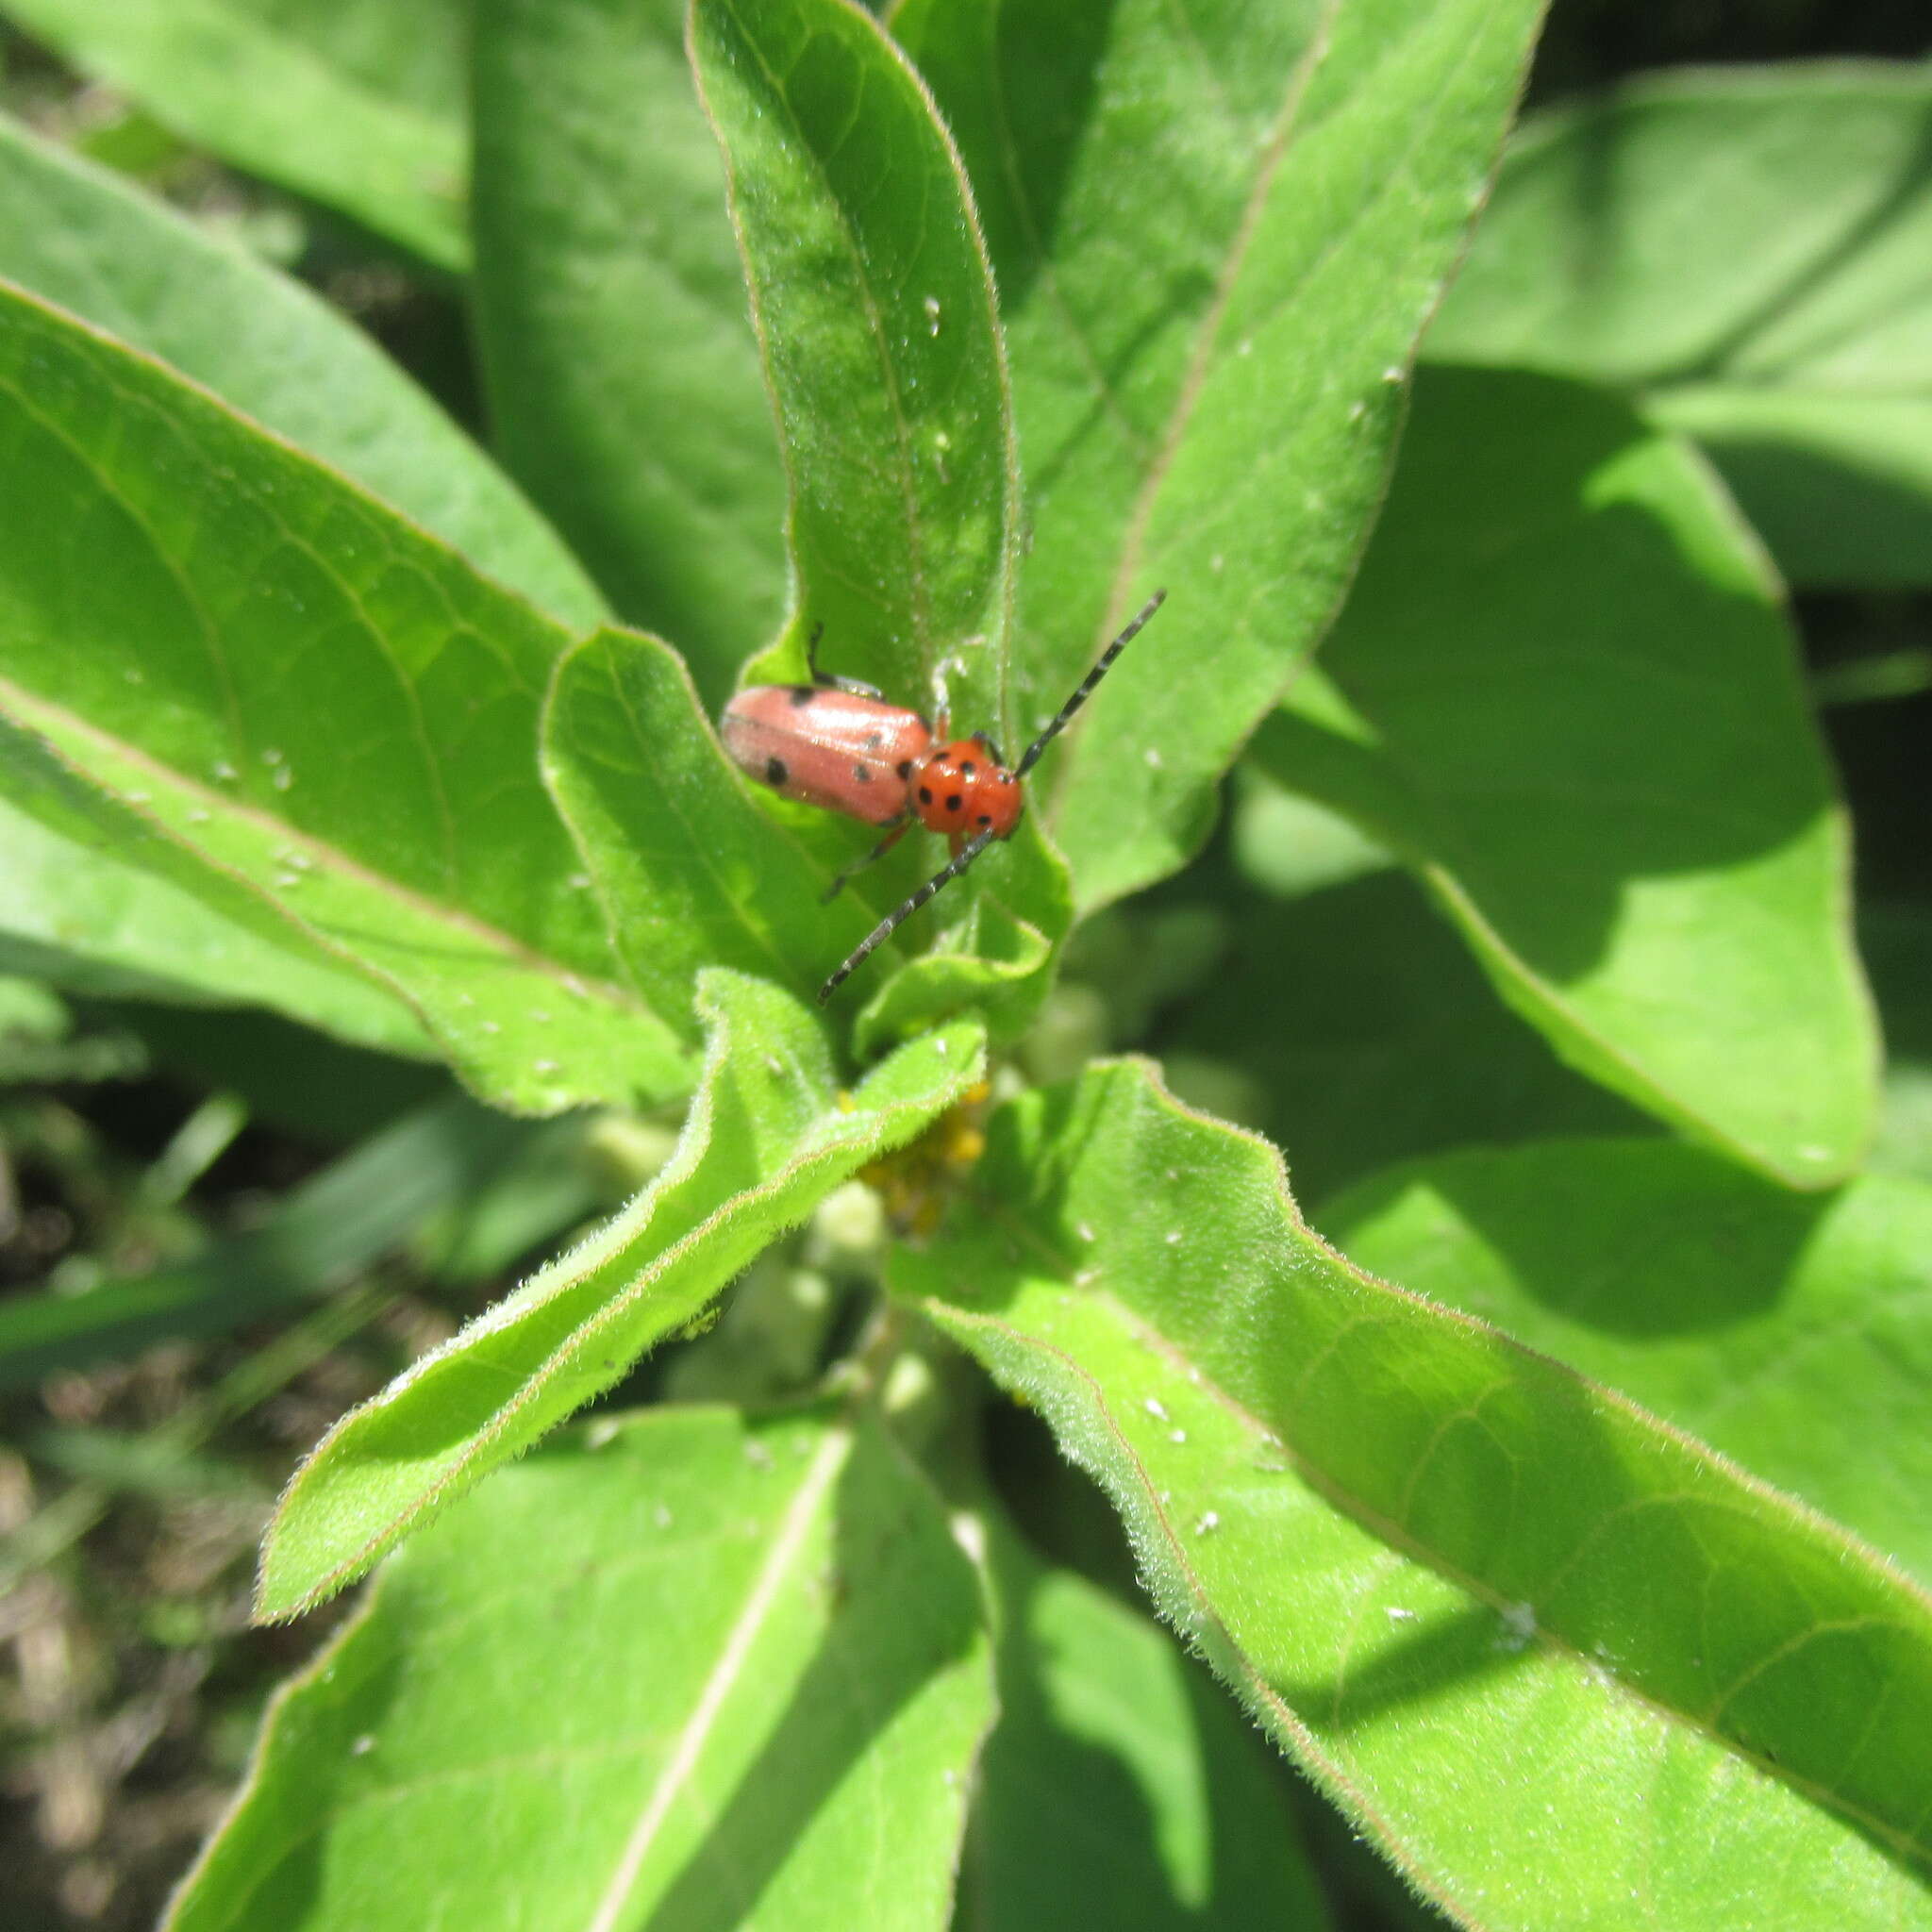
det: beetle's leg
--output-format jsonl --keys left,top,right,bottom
{"left": 971, "top": 728, "right": 1007, "bottom": 768}
{"left": 822, "top": 815, "right": 913, "bottom": 902}
{"left": 805, "top": 619, "right": 883, "bottom": 698}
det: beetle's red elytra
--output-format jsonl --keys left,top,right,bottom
{"left": 724, "top": 589, "right": 1167, "bottom": 1003}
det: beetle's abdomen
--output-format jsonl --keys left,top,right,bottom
{"left": 723, "top": 686, "right": 929, "bottom": 826}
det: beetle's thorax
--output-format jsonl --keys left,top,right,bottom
{"left": 910, "top": 736, "right": 1024, "bottom": 841}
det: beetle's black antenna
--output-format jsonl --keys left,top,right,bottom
{"left": 819, "top": 829, "right": 998, "bottom": 1004}
{"left": 1016, "top": 589, "right": 1166, "bottom": 778}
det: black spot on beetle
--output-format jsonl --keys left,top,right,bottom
{"left": 945, "top": 792, "right": 963, "bottom": 812}
{"left": 896, "top": 759, "right": 912, "bottom": 780}
{"left": 766, "top": 757, "right": 789, "bottom": 786}
{"left": 976, "top": 813, "right": 992, "bottom": 826}
{"left": 864, "top": 731, "right": 884, "bottom": 750}
{"left": 959, "top": 759, "right": 975, "bottom": 777}
{"left": 853, "top": 763, "right": 874, "bottom": 784}
{"left": 918, "top": 785, "right": 933, "bottom": 805}
{"left": 787, "top": 686, "right": 816, "bottom": 707}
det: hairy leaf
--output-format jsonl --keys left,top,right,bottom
{"left": 257, "top": 971, "right": 986, "bottom": 1618}
{"left": 897, "top": 1063, "right": 1932, "bottom": 1927}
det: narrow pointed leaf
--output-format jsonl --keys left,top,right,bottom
{"left": 0, "top": 0, "right": 469, "bottom": 267}
{"left": 257, "top": 971, "right": 986, "bottom": 1619}
{"left": 896, "top": 1063, "right": 1932, "bottom": 1927}
{"left": 1248, "top": 365, "right": 1877, "bottom": 1186}
{"left": 175, "top": 1407, "right": 993, "bottom": 1932}
{"left": 896, "top": 0, "right": 1549, "bottom": 910}
{"left": 472, "top": 0, "right": 784, "bottom": 700}
{"left": 0, "top": 282, "right": 690, "bottom": 1111}
{"left": 1323, "top": 1141, "right": 1932, "bottom": 1586}
{"left": 1431, "top": 63, "right": 1932, "bottom": 588}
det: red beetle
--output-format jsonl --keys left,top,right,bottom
{"left": 724, "top": 590, "right": 1167, "bottom": 1002}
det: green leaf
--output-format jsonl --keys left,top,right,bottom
{"left": 1161, "top": 870, "right": 1651, "bottom": 1210}
{"left": 1322, "top": 1140, "right": 1932, "bottom": 1588}
{"left": 895, "top": 0, "right": 1549, "bottom": 911}
{"left": 688, "top": 0, "right": 1075, "bottom": 1008}
{"left": 173, "top": 1406, "right": 992, "bottom": 1932}
{"left": 256, "top": 970, "right": 986, "bottom": 1619}
{"left": 1248, "top": 364, "right": 1877, "bottom": 1187}
{"left": 973, "top": 1511, "right": 1329, "bottom": 1930}
{"left": 691, "top": 0, "right": 1020, "bottom": 729}
{"left": 471, "top": 0, "right": 784, "bottom": 702}
{"left": 0, "top": 786, "right": 430, "bottom": 1057}
{"left": 0, "top": 113, "right": 603, "bottom": 641}
{"left": 0, "top": 1095, "right": 533, "bottom": 1388}
{"left": 0, "top": 280, "right": 691, "bottom": 1112}
{"left": 1863, "top": 903, "right": 1932, "bottom": 1185}
{"left": 1430, "top": 63, "right": 1932, "bottom": 589}
{"left": 541, "top": 625, "right": 853, "bottom": 1026}
{"left": 0, "top": 0, "right": 469, "bottom": 268}
{"left": 895, "top": 1062, "right": 1932, "bottom": 1927}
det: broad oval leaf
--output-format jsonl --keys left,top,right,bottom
{"left": 472, "top": 0, "right": 785, "bottom": 701}
{"left": 1248, "top": 364, "right": 1878, "bottom": 1187}
{"left": 895, "top": 1062, "right": 1932, "bottom": 1928}
{"left": 0, "top": 280, "right": 689, "bottom": 1112}
{"left": 1, "top": 0, "right": 469, "bottom": 268}
{"left": 895, "top": 0, "right": 1550, "bottom": 910}
{"left": 1431, "top": 62, "right": 1932, "bottom": 589}
{"left": 257, "top": 970, "right": 987, "bottom": 1619}
{"left": 1322, "top": 1140, "right": 1932, "bottom": 1586}
{"left": 175, "top": 1406, "right": 992, "bottom": 1932}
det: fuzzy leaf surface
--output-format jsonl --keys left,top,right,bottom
{"left": 1431, "top": 63, "right": 1932, "bottom": 588}
{"left": 1249, "top": 364, "right": 1877, "bottom": 1187}
{"left": 175, "top": 1407, "right": 992, "bottom": 1932}
{"left": 472, "top": 0, "right": 784, "bottom": 702}
{"left": 0, "top": 282, "right": 688, "bottom": 1111}
{"left": 896, "top": 1062, "right": 1932, "bottom": 1928}
{"left": 0, "top": 0, "right": 468, "bottom": 267}
{"left": 895, "top": 0, "right": 1548, "bottom": 910}
{"left": 257, "top": 971, "right": 986, "bottom": 1618}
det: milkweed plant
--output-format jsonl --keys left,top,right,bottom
{"left": 1, "top": 0, "right": 1929, "bottom": 1926}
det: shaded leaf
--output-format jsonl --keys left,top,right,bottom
{"left": 972, "top": 1510, "right": 1328, "bottom": 1931}
{"left": 1160, "top": 869, "right": 1650, "bottom": 1210}
{"left": 1322, "top": 1139, "right": 1932, "bottom": 1587}
{"left": 472, "top": 0, "right": 784, "bottom": 701}
{"left": 1249, "top": 364, "right": 1877, "bottom": 1187}
{"left": 896, "top": 1062, "right": 1932, "bottom": 1927}
{"left": 257, "top": 970, "right": 986, "bottom": 1618}
{"left": 897, "top": 0, "right": 1549, "bottom": 910}
{"left": 1431, "top": 63, "right": 1932, "bottom": 588}
{"left": 0, "top": 0, "right": 468, "bottom": 267}
{"left": 175, "top": 1406, "right": 991, "bottom": 1931}
{"left": 0, "top": 281, "right": 690, "bottom": 1111}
